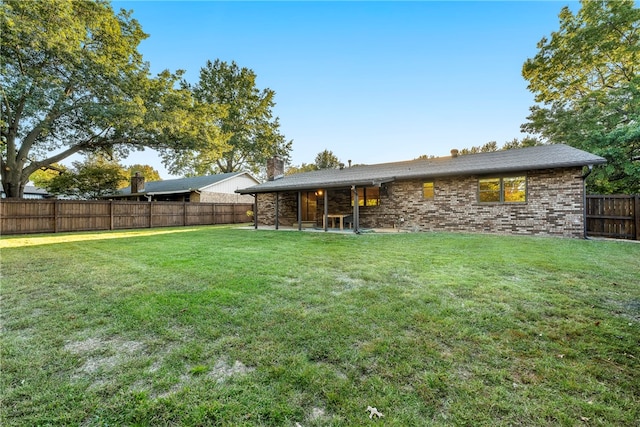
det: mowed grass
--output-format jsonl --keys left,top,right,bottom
{"left": 1, "top": 226, "right": 638, "bottom": 426}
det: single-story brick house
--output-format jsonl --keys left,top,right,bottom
{"left": 108, "top": 172, "right": 258, "bottom": 203}
{"left": 236, "top": 145, "right": 606, "bottom": 238}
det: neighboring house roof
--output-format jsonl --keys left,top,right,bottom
{"left": 1, "top": 185, "right": 51, "bottom": 199}
{"left": 25, "top": 185, "right": 50, "bottom": 196}
{"left": 237, "top": 144, "right": 606, "bottom": 194}
{"left": 116, "top": 172, "right": 259, "bottom": 196}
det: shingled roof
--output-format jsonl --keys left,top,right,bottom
{"left": 237, "top": 144, "right": 605, "bottom": 194}
{"left": 118, "top": 172, "right": 255, "bottom": 196}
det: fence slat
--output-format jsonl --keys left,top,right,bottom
{"left": 586, "top": 195, "right": 638, "bottom": 240}
{"left": 0, "top": 200, "right": 253, "bottom": 235}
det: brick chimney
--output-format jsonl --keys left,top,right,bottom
{"left": 131, "top": 172, "right": 145, "bottom": 193}
{"left": 450, "top": 149, "right": 459, "bottom": 158}
{"left": 266, "top": 156, "right": 284, "bottom": 181}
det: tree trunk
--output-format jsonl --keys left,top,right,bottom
{"left": 2, "top": 127, "right": 29, "bottom": 198}
{"left": 223, "top": 158, "right": 234, "bottom": 173}
{"left": 2, "top": 172, "right": 26, "bottom": 198}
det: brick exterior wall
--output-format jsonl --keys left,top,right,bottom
{"left": 255, "top": 167, "right": 586, "bottom": 237}
{"left": 255, "top": 192, "right": 298, "bottom": 226}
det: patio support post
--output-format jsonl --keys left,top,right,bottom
{"left": 275, "top": 192, "right": 279, "bottom": 230}
{"left": 297, "top": 191, "right": 302, "bottom": 231}
{"left": 324, "top": 189, "right": 328, "bottom": 232}
{"left": 253, "top": 194, "right": 258, "bottom": 230}
{"left": 352, "top": 185, "right": 359, "bottom": 233}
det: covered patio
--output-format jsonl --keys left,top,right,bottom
{"left": 241, "top": 181, "right": 393, "bottom": 234}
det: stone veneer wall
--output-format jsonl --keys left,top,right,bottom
{"left": 255, "top": 167, "right": 586, "bottom": 238}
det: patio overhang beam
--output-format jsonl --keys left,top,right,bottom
{"left": 236, "top": 177, "right": 396, "bottom": 195}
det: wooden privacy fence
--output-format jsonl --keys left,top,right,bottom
{"left": 0, "top": 200, "right": 254, "bottom": 235}
{"left": 586, "top": 195, "right": 639, "bottom": 240}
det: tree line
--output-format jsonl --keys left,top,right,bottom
{"left": 1, "top": 0, "right": 290, "bottom": 198}
{"left": 2, "top": 0, "right": 638, "bottom": 198}
{"left": 29, "top": 155, "right": 161, "bottom": 200}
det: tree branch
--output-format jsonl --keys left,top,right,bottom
{"left": 22, "top": 145, "right": 85, "bottom": 178}
{"left": 17, "top": 80, "right": 78, "bottom": 162}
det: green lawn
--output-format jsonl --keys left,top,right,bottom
{"left": 1, "top": 227, "right": 638, "bottom": 426}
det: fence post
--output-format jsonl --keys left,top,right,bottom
{"left": 211, "top": 203, "right": 215, "bottom": 226}
{"left": 183, "top": 201, "right": 187, "bottom": 226}
{"left": 54, "top": 200, "right": 59, "bottom": 233}
{"left": 110, "top": 201, "right": 114, "bottom": 230}
{"left": 149, "top": 202, "right": 153, "bottom": 228}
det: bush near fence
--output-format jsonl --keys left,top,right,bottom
{"left": 0, "top": 200, "right": 254, "bottom": 235}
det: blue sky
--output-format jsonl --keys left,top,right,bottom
{"left": 112, "top": 0, "right": 578, "bottom": 178}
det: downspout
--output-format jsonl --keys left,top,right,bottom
{"left": 582, "top": 165, "right": 593, "bottom": 239}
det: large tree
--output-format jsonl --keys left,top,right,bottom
{"left": 35, "top": 154, "right": 129, "bottom": 199}
{"left": 1, "top": 0, "right": 199, "bottom": 198}
{"left": 459, "top": 141, "right": 499, "bottom": 155}
{"left": 285, "top": 162, "right": 318, "bottom": 176}
{"left": 160, "top": 59, "right": 292, "bottom": 176}
{"left": 314, "top": 149, "right": 341, "bottom": 169}
{"left": 285, "top": 149, "right": 342, "bottom": 175}
{"left": 127, "top": 164, "right": 161, "bottom": 182}
{"left": 459, "top": 137, "right": 542, "bottom": 155}
{"left": 522, "top": 0, "right": 639, "bottom": 194}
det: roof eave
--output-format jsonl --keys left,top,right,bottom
{"left": 404, "top": 159, "right": 607, "bottom": 180}
{"left": 236, "top": 158, "right": 606, "bottom": 195}
{"left": 236, "top": 177, "right": 396, "bottom": 194}
{"left": 146, "top": 189, "right": 193, "bottom": 196}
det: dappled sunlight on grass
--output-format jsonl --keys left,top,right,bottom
{"left": 0, "top": 227, "right": 203, "bottom": 248}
